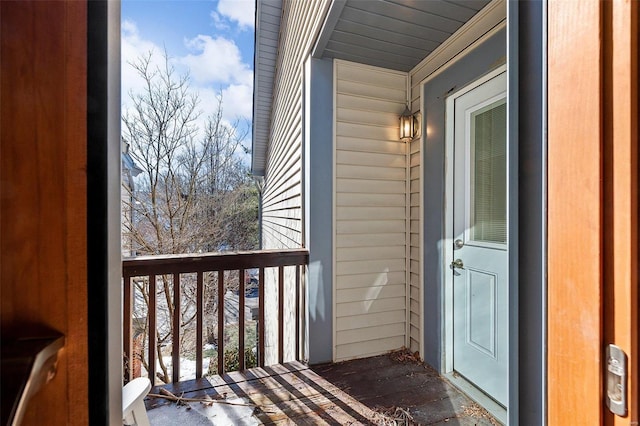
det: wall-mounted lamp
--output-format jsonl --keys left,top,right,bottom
{"left": 399, "top": 105, "right": 419, "bottom": 142}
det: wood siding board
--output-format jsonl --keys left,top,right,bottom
{"left": 335, "top": 336, "right": 405, "bottom": 361}
{"left": 336, "top": 297, "right": 406, "bottom": 317}
{"left": 336, "top": 63, "right": 409, "bottom": 88}
{"left": 337, "top": 94, "right": 406, "bottom": 114}
{"left": 336, "top": 272, "right": 406, "bottom": 290}
{"left": 337, "top": 137, "right": 407, "bottom": 155}
{"left": 336, "top": 165, "right": 406, "bottom": 181}
{"left": 336, "top": 80, "right": 406, "bottom": 102}
{"left": 335, "top": 285, "right": 408, "bottom": 304}
{"left": 336, "top": 260, "right": 406, "bottom": 276}
{"left": 337, "top": 150, "right": 406, "bottom": 168}
{"left": 336, "top": 322, "right": 405, "bottom": 346}
{"left": 337, "top": 178, "right": 406, "bottom": 194}
{"left": 337, "top": 246, "right": 406, "bottom": 262}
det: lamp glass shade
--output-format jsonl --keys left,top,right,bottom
{"left": 399, "top": 106, "right": 414, "bottom": 141}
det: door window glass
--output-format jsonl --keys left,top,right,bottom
{"left": 470, "top": 99, "right": 507, "bottom": 244}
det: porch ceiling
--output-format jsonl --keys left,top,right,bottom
{"left": 312, "top": 0, "right": 491, "bottom": 72}
{"left": 252, "top": 0, "right": 491, "bottom": 176}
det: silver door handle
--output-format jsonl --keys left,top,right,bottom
{"left": 451, "top": 259, "right": 464, "bottom": 269}
{"left": 454, "top": 239, "right": 464, "bottom": 249}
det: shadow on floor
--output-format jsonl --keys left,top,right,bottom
{"left": 145, "top": 350, "right": 499, "bottom": 425}
{"left": 312, "top": 350, "right": 499, "bottom": 425}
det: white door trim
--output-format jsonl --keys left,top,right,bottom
{"left": 442, "top": 64, "right": 507, "bottom": 374}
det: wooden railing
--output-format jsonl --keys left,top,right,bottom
{"left": 122, "top": 249, "right": 309, "bottom": 383}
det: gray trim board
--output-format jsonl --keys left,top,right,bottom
{"left": 510, "top": 1, "right": 546, "bottom": 424}
{"left": 421, "top": 27, "right": 506, "bottom": 372}
{"left": 304, "top": 57, "right": 334, "bottom": 365}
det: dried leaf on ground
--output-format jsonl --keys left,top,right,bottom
{"left": 388, "top": 347, "right": 422, "bottom": 364}
{"left": 372, "top": 406, "right": 417, "bottom": 426}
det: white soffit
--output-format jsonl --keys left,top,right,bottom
{"left": 252, "top": 0, "right": 282, "bottom": 176}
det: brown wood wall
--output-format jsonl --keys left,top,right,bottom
{"left": 1, "top": 1, "right": 89, "bottom": 424}
{"left": 548, "top": 0, "right": 638, "bottom": 423}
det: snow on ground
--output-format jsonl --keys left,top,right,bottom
{"left": 159, "top": 356, "right": 211, "bottom": 382}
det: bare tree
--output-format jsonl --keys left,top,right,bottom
{"left": 122, "top": 51, "right": 258, "bottom": 383}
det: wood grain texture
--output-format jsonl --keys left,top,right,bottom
{"left": 548, "top": 1, "right": 603, "bottom": 423}
{"left": 604, "top": 1, "right": 639, "bottom": 424}
{"left": 0, "top": 1, "right": 88, "bottom": 424}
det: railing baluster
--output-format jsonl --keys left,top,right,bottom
{"left": 278, "top": 265, "right": 284, "bottom": 364}
{"left": 123, "top": 273, "right": 132, "bottom": 382}
{"left": 295, "top": 265, "right": 300, "bottom": 361}
{"left": 217, "top": 270, "right": 224, "bottom": 374}
{"left": 238, "top": 268, "right": 245, "bottom": 371}
{"left": 148, "top": 275, "right": 157, "bottom": 384}
{"left": 258, "top": 267, "right": 265, "bottom": 367}
{"left": 172, "top": 273, "right": 180, "bottom": 383}
{"left": 196, "top": 271, "right": 203, "bottom": 379}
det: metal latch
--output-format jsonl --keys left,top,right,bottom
{"left": 605, "top": 344, "right": 627, "bottom": 417}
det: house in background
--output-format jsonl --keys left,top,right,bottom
{"left": 253, "top": 0, "right": 638, "bottom": 424}
{"left": 122, "top": 141, "right": 143, "bottom": 257}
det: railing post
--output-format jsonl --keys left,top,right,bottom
{"left": 278, "top": 265, "right": 284, "bottom": 364}
{"left": 196, "top": 271, "right": 203, "bottom": 379}
{"left": 217, "top": 270, "right": 224, "bottom": 375}
{"left": 295, "top": 265, "right": 301, "bottom": 361}
{"left": 172, "top": 273, "right": 180, "bottom": 383}
{"left": 238, "top": 268, "right": 245, "bottom": 371}
{"left": 148, "top": 275, "right": 157, "bottom": 384}
{"left": 258, "top": 267, "right": 265, "bottom": 367}
{"left": 123, "top": 273, "right": 132, "bottom": 382}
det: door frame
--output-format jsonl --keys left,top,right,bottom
{"left": 442, "top": 64, "right": 509, "bottom": 420}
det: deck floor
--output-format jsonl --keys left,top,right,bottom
{"left": 145, "top": 352, "right": 499, "bottom": 425}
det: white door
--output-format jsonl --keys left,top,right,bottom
{"left": 451, "top": 71, "right": 508, "bottom": 406}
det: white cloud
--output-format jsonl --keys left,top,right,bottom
{"left": 221, "top": 84, "right": 253, "bottom": 120}
{"left": 216, "top": 0, "right": 255, "bottom": 30}
{"left": 179, "top": 35, "right": 253, "bottom": 86}
{"left": 210, "top": 11, "right": 231, "bottom": 31}
{"left": 121, "top": 20, "right": 163, "bottom": 110}
{"left": 121, "top": 19, "right": 253, "bottom": 148}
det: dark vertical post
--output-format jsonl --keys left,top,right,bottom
{"left": 278, "top": 265, "right": 284, "bottom": 364}
{"left": 217, "top": 271, "right": 225, "bottom": 374}
{"left": 148, "top": 275, "right": 157, "bottom": 384}
{"left": 172, "top": 273, "right": 180, "bottom": 383}
{"left": 123, "top": 274, "right": 132, "bottom": 382}
{"left": 295, "top": 265, "right": 301, "bottom": 361}
{"left": 196, "top": 271, "right": 203, "bottom": 378}
{"left": 258, "top": 267, "right": 265, "bottom": 367}
{"left": 238, "top": 268, "right": 245, "bottom": 370}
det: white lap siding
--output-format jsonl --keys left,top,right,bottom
{"left": 334, "top": 60, "right": 409, "bottom": 361}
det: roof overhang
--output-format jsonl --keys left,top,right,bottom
{"left": 252, "top": 0, "right": 498, "bottom": 176}
{"left": 252, "top": 0, "right": 282, "bottom": 176}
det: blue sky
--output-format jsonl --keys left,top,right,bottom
{"left": 121, "top": 0, "right": 255, "bottom": 130}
